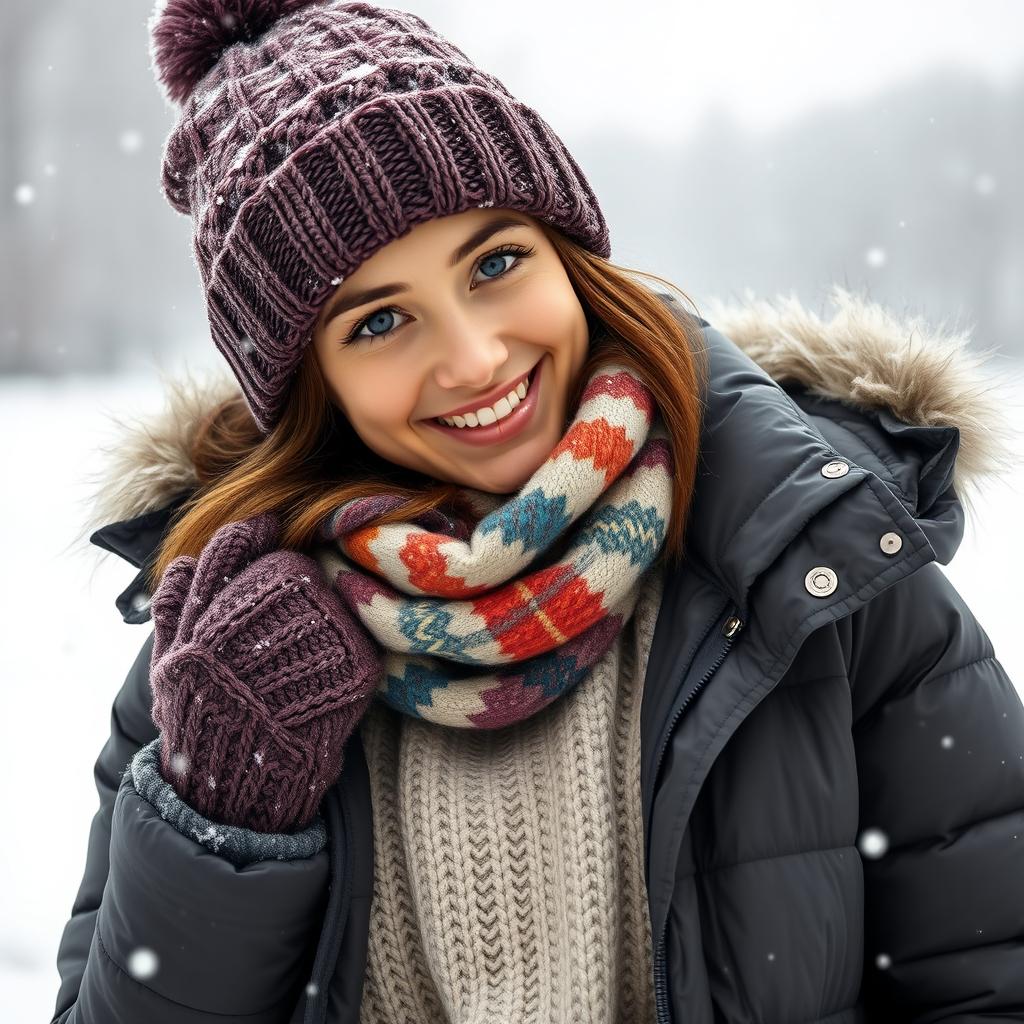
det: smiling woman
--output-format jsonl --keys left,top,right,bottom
{"left": 145, "top": 209, "right": 707, "bottom": 591}
{"left": 53, "top": 1, "right": 1024, "bottom": 1022}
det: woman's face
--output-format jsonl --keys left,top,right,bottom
{"left": 311, "top": 207, "right": 590, "bottom": 494}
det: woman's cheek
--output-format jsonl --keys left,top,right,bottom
{"left": 520, "top": 274, "right": 587, "bottom": 347}
{"left": 359, "top": 381, "right": 415, "bottom": 431}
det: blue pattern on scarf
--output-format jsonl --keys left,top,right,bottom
{"left": 478, "top": 487, "right": 572, "bottom": 553}
{"left": 576, "top": 500, "right": 667, "bottom": 565}
{"left": 396, "top": 602, "right": 491, "bottom": 663}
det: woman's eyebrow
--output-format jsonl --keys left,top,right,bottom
{"left": 320, "top": 214, "right": 532, "bottom": 327}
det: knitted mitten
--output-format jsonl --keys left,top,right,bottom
{"left": 148, "top": 512, "right": 382, "bottom": 834}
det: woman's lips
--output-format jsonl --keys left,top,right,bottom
{"left": 423, "top": 359, "right": 542, "bottom": 448}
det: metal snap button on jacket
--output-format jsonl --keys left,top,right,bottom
{"left": 821, "top": 460, "right": 850, "bottom": 478}
{"left": 880, "top": 532, "right": 903, "bottom": 555}
{"left": 805, "top": 566, "right": 839, "bottom": 597}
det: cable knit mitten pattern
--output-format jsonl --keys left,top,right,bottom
{"left": 149, "top": 512, "right": 383, "bottom": 834}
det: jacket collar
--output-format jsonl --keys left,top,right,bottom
{"left": 86, "top": 284, "right": 1021, "bottom": 623}
{"left": 678, "top": 283, "right": 1019, "bottom": 623}
{"left": 681, "top": 320, "right": 959, "bottom": 620}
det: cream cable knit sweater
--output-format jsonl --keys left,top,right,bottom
{"left": 356, "top": 561, "right": 665, "bottom": 1023}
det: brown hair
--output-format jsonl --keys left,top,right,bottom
{"left": 145, "top": 223, "right": 709, "bottom": 594}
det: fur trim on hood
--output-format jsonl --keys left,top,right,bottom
{"left": 78, "top": 284, "right": 1023, "bottom": 547}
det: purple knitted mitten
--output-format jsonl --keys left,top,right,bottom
{"left": 149, "top": 512, "right": 382, "bottom": 834}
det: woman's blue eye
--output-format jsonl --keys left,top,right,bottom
{"left": 364, "top": 309, "right": 402, "bottom": 336}
{"left": 477, "top": 252, "right": 514, "bottom": 279}
{"left": 343, "top": 242, "right": 534, "bottom": 345}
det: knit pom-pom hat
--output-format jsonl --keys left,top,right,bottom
{"left": 148, "top": 0, "right": 611, "bottom": 434}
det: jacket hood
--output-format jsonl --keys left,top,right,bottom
{"left": 81, "top": 283, "right": 1022, "bottom": 586}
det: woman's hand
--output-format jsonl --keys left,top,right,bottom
{"left": 148, "top": 512, "right": 382, "bottom": 833}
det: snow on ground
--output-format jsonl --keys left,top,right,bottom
{"left": 1, "top": 371, "right": 1022, "bottom": 1021}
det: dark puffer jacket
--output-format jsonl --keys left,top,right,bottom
{"left": 51, "top": 289, "right": 1024, "bottom": 1022}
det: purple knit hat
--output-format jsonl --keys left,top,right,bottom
{"left": 148, "top": 0, "right": 611, "bottom": 434}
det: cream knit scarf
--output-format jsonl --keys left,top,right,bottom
{"left": 313, "top": 362, "right": 674, "bottom": 730}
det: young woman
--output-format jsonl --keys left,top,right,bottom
{"left": 52, "top": 2, "right": 1024, "bottom": 1022}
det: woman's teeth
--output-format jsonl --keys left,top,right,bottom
{"left": 436, "top": 374, "right": 531, "bottom": 429}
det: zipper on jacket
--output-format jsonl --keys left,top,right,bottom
{"left": 652, "top": 601, "right": 743, "bottom": 1024}
{"left": 305, "top": 784, "right": 353, "bottom": 1024}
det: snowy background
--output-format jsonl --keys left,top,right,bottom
{"left": 2, "top": 0, "right": 1023, "bottom": 1019}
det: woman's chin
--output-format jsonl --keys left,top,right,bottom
{"left": 456, "top": 431, "right": 555, "bottom": 493}
{"left": 451, "top": 464, "right": 538, "bottom": 496}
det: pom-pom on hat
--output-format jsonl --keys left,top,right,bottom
{"left": 147, "top": 0, "right": 611, "bottom": 434}
{"left": 150, "top": 0, "right": 322, "bottom": 105}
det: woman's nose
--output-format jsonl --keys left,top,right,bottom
{"left": 432, "top": 316, "right": 509, "bottom": 391}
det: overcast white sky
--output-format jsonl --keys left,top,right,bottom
{"left": 406, "top": 0, "right": 1024, "bottom": 141}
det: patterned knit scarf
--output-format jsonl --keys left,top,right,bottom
{"left": 312, "top": 363, "right": 674, "bottom": 730}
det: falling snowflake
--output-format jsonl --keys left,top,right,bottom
{"left": 858, "top": 827, "right": 889, "bottom": 859}
{"left": 875, "top": 953, "right": 892, "bottom": 970}
{"left": 865, "top": 247, "right": 887, "bottom": 269}
{"left": 14, "top": 184, "right": 35, "bottom": 205}
{"left": 119, "top": 130, "right": 143, "bottom": 154}
{"left": 170, "top": 752, "right": 189, "bottom": 776}
{"left": 306, "top": 981, "right": 320, "bottom": 997}
{"left": 127, "top": 947, "right": 159, "bottom": 980}
{"left": 941, "top": 735, "right": 955, "bottom": 749}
